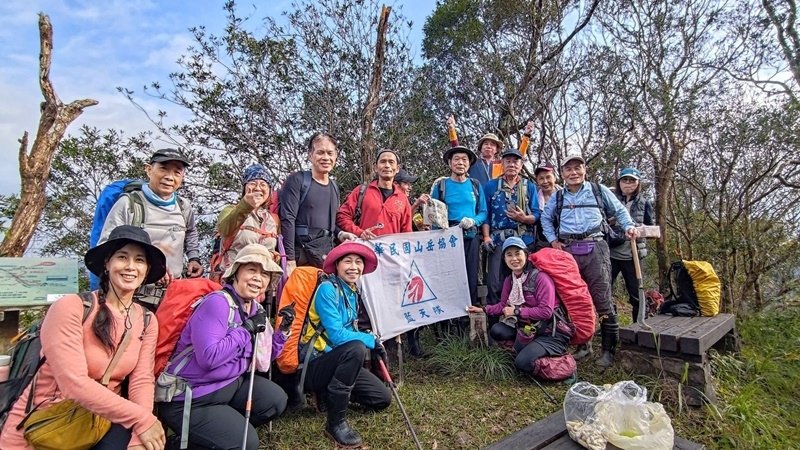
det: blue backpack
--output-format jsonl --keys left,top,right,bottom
{"left": 88, "top": 179, "right": 189, "bottom": 289}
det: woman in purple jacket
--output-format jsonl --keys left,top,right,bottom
{"left": 157, "top": 244, "right": 294, "bottom": 450}
{"left": 468, "top": 237, "right": 573, "bottom": 373}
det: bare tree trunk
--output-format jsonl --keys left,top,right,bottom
{"left": 359, "top": 5, "right": 391, "bottom": 182}
{"left": 0, "top": 13, "right": 98, "bottom": 257}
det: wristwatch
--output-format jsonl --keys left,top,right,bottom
{"left": 514, "top": 306, "right": 521, "bottom": 317}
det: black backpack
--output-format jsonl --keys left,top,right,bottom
{"left": 0, "top": 293, "right": 95, "bottom": 427}
{"left": 660, "top": 261, "right": 700, "bottom": 316}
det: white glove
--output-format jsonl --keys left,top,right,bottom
{"left": 459, "top": 217, "right": 475, "bottom": 229}
{"left": 337, "top": 231, "right": 358, "bottom": 241}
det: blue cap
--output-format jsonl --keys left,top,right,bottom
{"left": 243, "top": 164, "right": 272, "bottom": 186}
{"left": 619, "top": 167, "right": 642, "bottom": 180}
{"left": 502, "top": 236, "right": 527, "bottom": 253}
{"left": 500, "top": 148, "right": 523, "bottom": 159}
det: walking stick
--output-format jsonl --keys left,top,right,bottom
{"left": 630, "top": 239, "right": 652, "bottom": 331}
{"left": 242, "top": 334, "right": 259, "bottom": 449}
{"left": 377, "top": 359, "right": 423, "bottom": 450}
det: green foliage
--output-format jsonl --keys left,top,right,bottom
{"left": 709, "top": 309, "right": 800, "bottom": 449}
{"left": 424, "top": 334, "right": 517, "bottom": 381}
{"left": 36, "top": 126, "right": 150, "bottom": 258}
{"left": 0, "top": 194, "right": 20, "bottom": 238}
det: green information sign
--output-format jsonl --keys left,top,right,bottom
{"left": 0, "top": 257, "right": 79, "bottom": 308}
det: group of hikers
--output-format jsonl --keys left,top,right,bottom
{"left": 0, "top": 120, "right": 654, "bottom": 449}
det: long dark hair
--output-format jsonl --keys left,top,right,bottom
{"left": 93, "top": 270, "right": 117, "bottom": 352}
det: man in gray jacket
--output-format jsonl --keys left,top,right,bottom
{"left": 98, "top": 148, "right": 203, "bottom": 306}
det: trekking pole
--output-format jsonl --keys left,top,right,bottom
{"left": 630, "top": 239, "right": 652, "bottom": 331}
{"left": 531, "top": 375, "right": 559, "bottom": 405}
{"left": 242, "top": 334, "right": 259, "bottom": 449}
{"left": 377, "top": 359, "right": 423, "bottom": 450}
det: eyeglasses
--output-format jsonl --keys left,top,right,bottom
{"left": 619, "top": 177, "right": 638, "bottom": 183}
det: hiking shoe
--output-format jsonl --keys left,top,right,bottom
{"left": 596, "top": 350, "right": 615, "bottom": 368}
{"left": 572, "top": 343, "right": 593, "bottom": 361}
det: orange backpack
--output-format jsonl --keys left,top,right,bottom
{"left": 528, "top": 248, "right": 596, "bottom": 345}
{"left": 153, "top": 278, "right": 237, "bottom": 376}
{"left": 274, "top": 267, "right": 329, "bottom": 375}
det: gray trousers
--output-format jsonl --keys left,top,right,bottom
{"left": 567, "top": 240, "right": 615, "bottom": 317}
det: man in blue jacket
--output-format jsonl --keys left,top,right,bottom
{"left": 540, "top": 153, "right": 639, "bottom": 367}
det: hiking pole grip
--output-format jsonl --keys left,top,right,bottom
{"left": 377, "top": 359, "right": 423, "bottom": 450}
{"left": 630, "top": 239, "right": 651, "bottom": 330}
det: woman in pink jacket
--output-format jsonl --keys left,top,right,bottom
{"left": 0, "top": 225, "right": 167, "bottom": 450}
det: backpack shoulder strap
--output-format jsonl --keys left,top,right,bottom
{"left": 125, "top": 192, "right": 146, "bottom": 228}
{"left": 176, "top": 196, "right": 192, "bottom": 228}
{"left": 218, "top": 289, "right": 239, "bottom": 326}
{"left": 591, "top": 182, "right": 612, "bottom": 220}
{"left": 522, "top": 268, "right": 540, "bottom": 291}
{"left": 437, "top": 177, "right": 447, "bottom": 202}
{"left": 77, "top": 291, "right": 96, "bottom": 322}
{"left": 554, "top": 189, "right": 564, "bottom": 233}
{"left": 470, "top": 178, "right": 481, "bottom": 213}
{"left": 299, "top": 170, "right": 312, "bottom": 207}
{"left": 353, "top": 182, "right": 369, "bottom": 226}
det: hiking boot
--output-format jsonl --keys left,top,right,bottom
{"left": 325, "top": 377, "right": 362, "bottom": 448}
{"left": 407, "top": 329, "right": 426, "bottom": 358}
{"left": 596, "top": 350, "right": 615, "bottom": 367}
{"left": 325, "top": 421, "right": 363, "bottom": 448}
{"left": 572, "top": 342, "right": 593, "bottom": 360}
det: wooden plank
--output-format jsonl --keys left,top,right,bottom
{"left": 542, "top": 434, "right": 582, "bottom": 449}
{"left": 677, "top": 314, "right": 735, "bottom": 355}
{"left": 658, "top": 319, "right": 709, "bottom": 352}
{"left": 482, "top": 411, "right": 568, "bottom": 450}
{"left": 620, "top": 314, "right": 674, "bottom": 343}
{"left": 637, "top": 317, "right": 696, "bottom": 350}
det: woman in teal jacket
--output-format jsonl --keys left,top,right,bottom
{"left": 301, "top": 241, "right": 391, "bottom": 448}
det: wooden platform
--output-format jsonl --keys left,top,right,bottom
{"left": 618, "top": 313, "right": 738, "bottom": 406}
{"left": 483, "top": 410, "right": 704, "bottom": 449}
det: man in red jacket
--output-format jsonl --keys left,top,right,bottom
{"left": 336, "top": 149, "right": 413, "bottom": 238}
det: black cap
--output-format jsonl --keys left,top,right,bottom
{"left": 500, "top": 148, "right": 523, "bottom": 159}
{"left": 443, "top": 145, "right": 477, "bottom": 165}
{"left": 150, "top": 148, "right": 191, "bottom": 167}
{"left": 395, "top": 169, "right": 419, "bottom": 184}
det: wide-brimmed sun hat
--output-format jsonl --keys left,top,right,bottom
{"left": 476, "top": 133, "right": 504, "bottom": 153}
{"left": 222, "top": 243, "right": 283, "bottom": 280}
{"left": 443, "top": 145, "right": 477, "bottom": 166}
{"left": 84, "top": 225, "right": 167, "bottom": 285}
{"left": 323, "top": 242, "right": 378, "bottom": 275}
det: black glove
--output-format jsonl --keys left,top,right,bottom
{"left": 278, "top": 302, "right": 296, "bottom": 333}
{"left": 243, "top": 309, "right": 268, "bottom": 336}
{"left": 373, "top": 340, "right": 388, "bottom": 362}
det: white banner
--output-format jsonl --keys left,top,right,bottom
{"left": 360, "top": 226, "right": 470, "bottom": 340}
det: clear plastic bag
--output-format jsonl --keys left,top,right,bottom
{"left": 423, "top": 198, "right": 448, "bottom": 230}
{"left": 564, "top": 381, "right": 674, "bottom": 450}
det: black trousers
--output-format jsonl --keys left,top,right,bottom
{"left": 611, "top": 257, "right": 641, "bottom": 320}
{"left": 464, "top": 236, "right": 480, "bottom": 306}
{"left": 91, "top": 424, "right": 131, "bottom": 449}
{"left": 158, "top": 373, "right": 287, "bottom": 450}
{"left": 489, "top": 323, "right": 566, "bottom": 373}
{"left": 304, "top": 341, "right": 391, "bottom": 411}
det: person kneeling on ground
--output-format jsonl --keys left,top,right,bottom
{"left": 301, "top": 241, "right": 392, "bottom": 448}
{"left": 157, "top": 244, "right": 292, "bottom": 450}
{"left": 468, "top": 237, "right": 574, "bottom": 374}
{"left": 0, "top": 225, "right": 167, "bottom": 450}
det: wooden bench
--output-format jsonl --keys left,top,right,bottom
{"left": 483, "top": 410, "right": 704, "bottom": 449}
{"left": 618, "top": 313, "right": 738, "bottom": 406}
